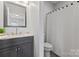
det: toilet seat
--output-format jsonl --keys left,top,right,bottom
{"left": 44, "top": 42, "right": 52, "bottom": 48}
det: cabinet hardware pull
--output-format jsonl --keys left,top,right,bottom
{"left": 16, "top": 48, "right": 18, "bottom": 51}
{"left": 18, "top": 48, "right": 20, "bottom": 50}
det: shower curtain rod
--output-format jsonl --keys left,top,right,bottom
{"left": 46, "top": 2, "right": 77, "bottom": 16}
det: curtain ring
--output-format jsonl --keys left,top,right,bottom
{"left": 66, "top": 5, "right": 68, "bottom": 7}
{"left": 58, "top": 8, "right": 60, "bottom": 10}
{"left": 62, "top": 7, "right": 64, "bottom": 9}
{"left": 55, "top": 9, "right": 57, "bottom": 11}
{"left": 47, "top": 12, "right": 50, "bottom": 15}
{"left": 71, "top": 3, "right": 73, "bottom": 5}
{"left": 52, "top": 10, "right": 54, "bottom": 12}
{"left": 50, "top": 11, "right": 52, "bottom": 14}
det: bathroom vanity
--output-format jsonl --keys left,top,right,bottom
{"left": 0, "top": 35, "right": 34, "bottom": 57}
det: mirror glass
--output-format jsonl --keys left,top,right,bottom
{"left": 4, "top": 2, "right": 26, "bottom": 27}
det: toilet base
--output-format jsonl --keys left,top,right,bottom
{"left": 44, "top": 51, "right": 51, "bottom": 57}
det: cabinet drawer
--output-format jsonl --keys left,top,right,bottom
{"left": 15, "top": 36, "right": 33, "bottom": 43}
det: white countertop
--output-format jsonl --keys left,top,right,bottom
{"left": 0, "top": 33, "right": 33, "bottom": 40}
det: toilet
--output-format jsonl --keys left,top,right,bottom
{"left": 44, "top": 42, "right": 52, "bottom": 57}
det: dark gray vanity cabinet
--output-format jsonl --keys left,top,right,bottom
{"left": 0, "top": 46, "right": 17, "bottom": 57}
{"left": 0, "top": 36, "right": 34, "bottom": 57}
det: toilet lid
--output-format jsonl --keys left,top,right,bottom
{"left": 44, "top": 42, "right": 52, "bottom": 48}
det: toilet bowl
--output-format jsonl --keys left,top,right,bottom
{"left": 44, "top": 42, "right": 52, "bottom": 57}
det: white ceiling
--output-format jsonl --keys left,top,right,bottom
{"left": 48, "top": 1, "right": 60, "bottom": 4}
{"left": 50, "top": 1, "right": 59, "bottom": 3}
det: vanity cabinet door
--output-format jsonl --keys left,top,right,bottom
{"left": 17, "top": 42, "right": 33, "bottom": 57}
{"left": 0, "top": 47, "right": 17, "bottom": 57}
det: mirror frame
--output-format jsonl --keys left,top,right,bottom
{"left": 4, "top": 1, "right": 27, "bottom": 27}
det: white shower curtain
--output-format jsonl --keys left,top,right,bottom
{"left": 47, "top": 2, "right": 79, "bottom": 57}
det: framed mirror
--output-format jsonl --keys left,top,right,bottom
{"left": 4, "top": 2, "right": 26, "bottom": 27}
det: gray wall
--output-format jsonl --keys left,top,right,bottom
{"left": 0, "top": 2, "right": 4, "bottom": 27}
